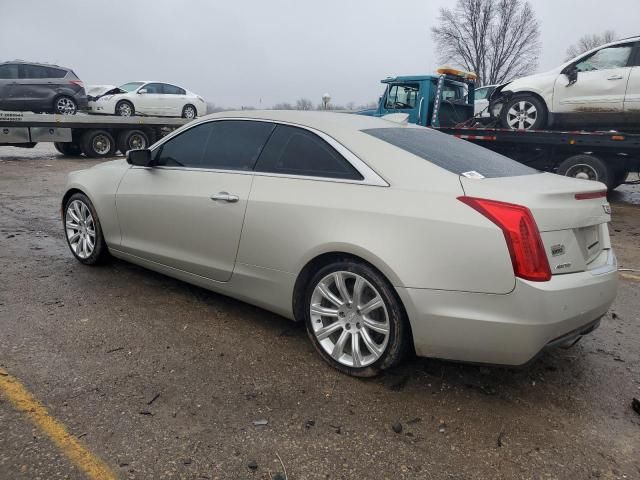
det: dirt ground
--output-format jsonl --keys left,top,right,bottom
{"left": 1, "top": 144, "right": 639, "bottom": 480}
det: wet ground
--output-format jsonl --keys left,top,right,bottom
{"left": 1, "top": 144, "right": 639, "bottom": 480}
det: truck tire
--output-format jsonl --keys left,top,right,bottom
{"left": 117, "top": 129, "right": 150, "bottom": 154}
{"left": 80, "top": 130, "right": 116, "bottom": 158}
{"left": 500, "top": 94, "right": 547, "bottom": 130}
{"left": 54, "top": 142, "right": 82, "bottom": 156}
{"left": 612, "top": 170, "right": 629, "bottom": 189}
{"left": 556, "top": 154, "right": 615, "bottom": 190}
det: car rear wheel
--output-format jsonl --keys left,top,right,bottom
{"left": 115, "top": 101, "right": 134, "bottom": 117}
{"left": 556, "top": 154, "right": 616, "bottom": 190}
{"left": 500, "top": 94, "right": 547, "bottom": 130}
{"left": 117, "top": 129, "right": 150, "bottom": 154}
{"left": 54, "top": 142, "right": 82, "bottom": 156}
{"left": 304, "top": 260, "right": 409, "bottom": 377}
{"left": 54, "top": 96, "right": 77, "bottom": 115}
{"left": 63, "top": 193, "right": 109, "bottom": 265}
{"left": 182, "top": 104, "right": 197, "bottom": 119}
{"left": 80, "top": 129, "right": 116, "bottom": 158}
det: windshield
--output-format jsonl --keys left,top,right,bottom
{"left": 119, "top": 82, "right": 144, "bottom": 92}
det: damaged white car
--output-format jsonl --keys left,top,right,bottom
{"left": 87, "top": 81, "right": 206, "bottom": 119}
{"left": 490, "top": 36, "right": 640, "bottom": 130}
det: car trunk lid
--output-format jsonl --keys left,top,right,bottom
{"left": 460, "top": 173, "right": 611, "bottom": 275}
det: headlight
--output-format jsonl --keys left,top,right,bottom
{"left": 490, "top": 102, "right": 503, "bottom": 117}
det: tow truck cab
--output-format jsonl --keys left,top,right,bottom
{"left": 361, "top": 68, "right": 477, "bottom": 127}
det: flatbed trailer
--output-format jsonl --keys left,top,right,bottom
{"left": 0, "top": 112, "right": 190, "bottom": 157}
{"left": 437, "top": 125, "right": 640, "bottom": 190}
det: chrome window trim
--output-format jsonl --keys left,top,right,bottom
{"left": 147, "top": 116, "right": 389, "bottom": 187}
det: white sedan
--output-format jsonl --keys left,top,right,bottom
{"left": 491, "top": 35, "right": 640, "bottom": 130}
{"left": 61, "top": 111, "right": 617, "bottom": 376}
{"left": 88, "top": 81, "right": 207, "bottom": 119}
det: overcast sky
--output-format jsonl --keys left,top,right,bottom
{"left": 1, "top": 0, "right": 638, "bottom": 108}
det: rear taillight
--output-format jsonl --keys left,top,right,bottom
{"left": 458, "top": 196, "right": 551, "bottom": 282}
{"left": 575, "top": 191, "right": 606, "bottom": 200}
{"left": 69, "top": 79, "right": 84, "bottom": 87}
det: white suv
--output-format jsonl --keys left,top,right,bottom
{"left": 491, "top": 36, "right": 640, "bottom": 130}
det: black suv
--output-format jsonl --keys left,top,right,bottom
{"left": 0, "top": 61, "right": 88, "bottom": 115}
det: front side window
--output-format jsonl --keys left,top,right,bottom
{"left": 254, "top": 125, "right": 363, "bottom": 180}
{"left": 384, "top": 84, "right": 419, "bottom": 109}
{"left": 155, "top": 120, "right": 275, "bottom": 170}
{"left": 475, "top": 87, "right": 490, "bottom": 100}
{"left": 143, "top": 83, "right": 164, "bottom": 94}
{"left": 0, "top": 64, "right": 19, "bottom": 79}
{"left": 575, "top": 44, "right": 633, "bottom": 72}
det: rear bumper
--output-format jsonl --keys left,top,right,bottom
{"left": 397, "top": 249, "right": 618, "bottom": 365}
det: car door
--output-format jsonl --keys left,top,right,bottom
{"left": 623, "top": 42, "right": 640, "bottom": 123}
{"left": 135, "top": 83, "right": 164, "bottom": 115}
{"left": 115, "top": 119, "right": 275, "bottom": 282}
{"left": 552, "top": 43, "right": 634, "bottom": 115}
{"left": 0, "top": 64, "right": 20, "bottom": 110}
{"left": 161, "top": 83, "right": 186, "bottom": 116}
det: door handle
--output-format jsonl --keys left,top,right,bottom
{"left": 210, "top": 192, "right": 239, "bottom": 203}
{"left": 607, "top": 75, "right": 623, "bottom": 80}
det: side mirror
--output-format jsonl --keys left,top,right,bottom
{"left": 126, "top": 148, "right": 152, "bottom": 166}
{"left": 562, "top": 65, "right": 578, "bottom": 85}
{"left": 138, "top": 89, "right": 148, "bottom": 94}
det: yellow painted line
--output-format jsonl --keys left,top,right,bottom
{"left": 0, "top": 367, "right": 117, "bottom": 480}
{"left": 620, "top": 272, "right": 640, "bottom": 282}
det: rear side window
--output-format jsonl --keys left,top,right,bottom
{"left": 155, "top": 120, "right": 275, "bottom": 170}
{"left": 0, "top": 64, "right": 19, "bottom": 79}
{"left": 163, "top": 84, "right": 186, "bottom": 95}
{"left": 255, "top": 125, "right": 363, "bottom": 180}
{"left": 20, "top": 64, "right": 50, "bottom": 79}
{"left": 362, "top": 127, "right": 537, "bottom": 178}
{"left": 45, "top": 67, "right": 67, "bottom": 78}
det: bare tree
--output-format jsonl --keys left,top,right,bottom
{"left": 431, "top": 0, "right": 541, "bottom": 86}
{"left": 295, "top": 98, "right": 314, "bottom": 110}
{"left": 272, "top": 102, "right": 294, "bottom": 110}
{"left": 566, "top": 30, "right": 617, "bottom": 60}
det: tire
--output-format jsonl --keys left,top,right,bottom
{"left": 303, "top": 259, "right": 409, "bottom": 377}
{"left": 80, "top": 129, "right": 116, "bottom": 158}
{"left": 556, "top": 154, "right": 616, "bottom": 190}
{"left": 115, "top": 100, "right": 134, "bottom": 117}
{"left": 63, "top": 192, "right": 109, "bottom": 265}
{"left": 612, "top": 170, "right": 629, "bottom": 189}
{"left": 116, "top": 129, "right": 150, "bottom": 154}
{"left": 54, "top": 142, "right": 82, "bottom": 156}
{"left": 500, "top": 94, "right": 547, "bottom": 130}
{"left": 182, "top": 104, "right": 197, "bottom": 119}
{"left": 54, "top": 96, "right": 77, "bottom": 115}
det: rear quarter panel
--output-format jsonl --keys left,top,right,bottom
{"left": 237, "top": 175, "right": 516, "bottom": 294}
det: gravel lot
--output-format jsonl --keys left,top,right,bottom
{"left": 1, "top": 144, "right": 639, "bottom": 480}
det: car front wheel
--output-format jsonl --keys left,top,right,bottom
{"left": 500, "top": 94, "right": 547, "bottom": 130}
{"left": 304, "top": 260, "right": 409, "bottom": 377}
{"left": 116, "top": 101, "right": 134, "bottom": 117}
{"left": 63, "top": 193, "right": 109, "bottom": 265}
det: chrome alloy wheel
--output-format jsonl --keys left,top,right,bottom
{"left": 117, "top": 103, "right": 133, "bottom": 116}
{"left": 565, "top": 163, "right": 598, "bottom": 181}
{"left": 56, "top": 97, "right": 76, "bottom": 115}
{"left": 310, "top": 271, "right": 390, "bottom": 368}
{"left": 506, "top": 100, "right": 537, "bottom": 130}
{"left": 65, "top": 200, "right": 96, "bottom": 259}
{"left": 183, "top": 105, "right": 196, "bottom": 119}
{"left": 128, "top": 132, "right": 146, "bottom": 149}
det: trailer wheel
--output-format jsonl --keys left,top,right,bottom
{"left": 54, "top": 142, "right": 82, "bottom": 156}
{"left": 556, "top": 155, "right": 615, "bottom": 190}
{"left": 80, "top": 130, "right": 116, "bottom": 158}
{"left": 117, "top": 129, "right": 150, "bottom": 154}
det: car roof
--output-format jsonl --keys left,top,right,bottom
{"left": 0, "top": 60, "right": 68, "bottom": 69}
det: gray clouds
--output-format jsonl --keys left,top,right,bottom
{"left": 1, "top": 0, "right": 637, "bottom": 108}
